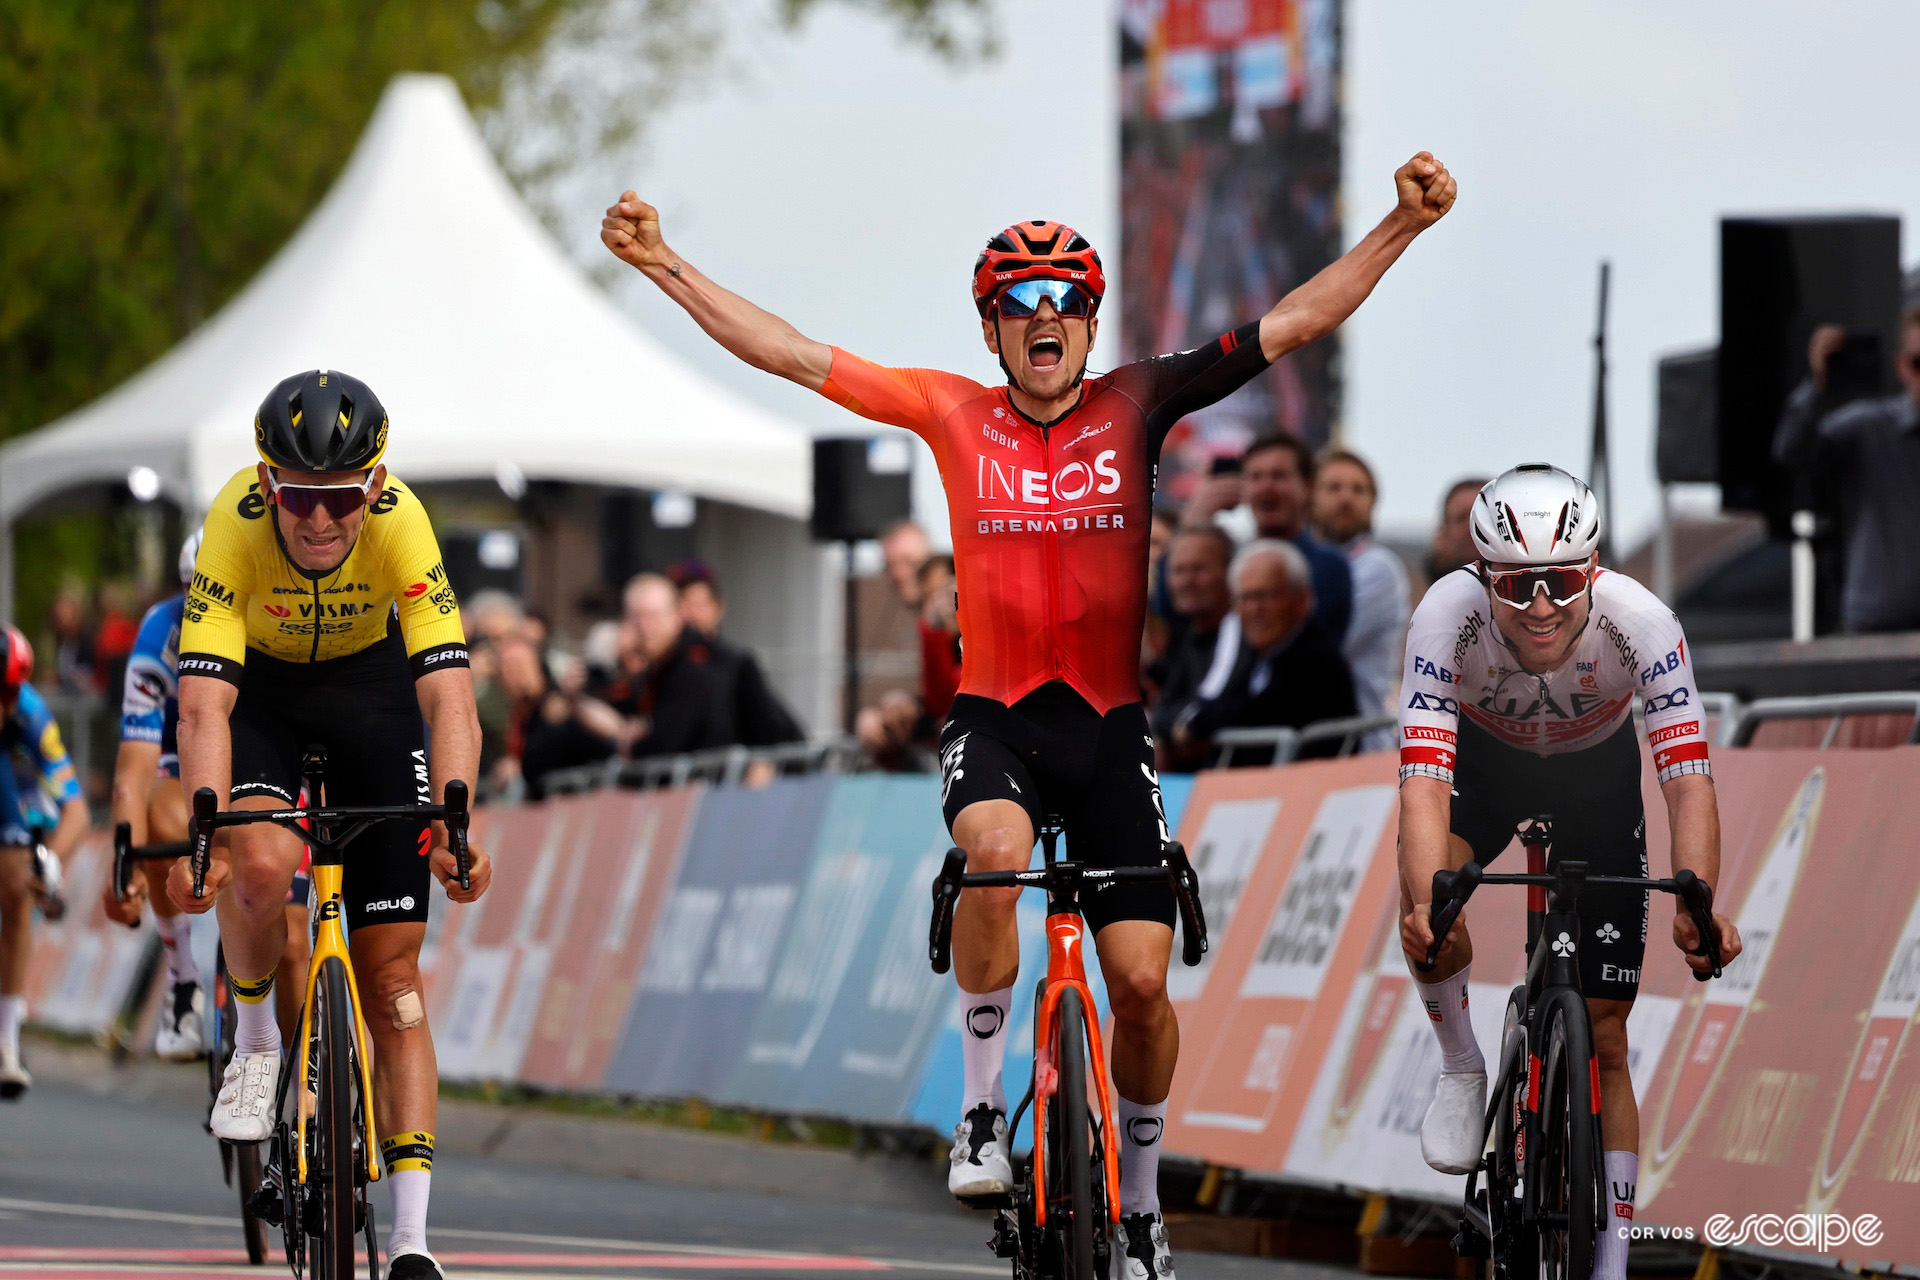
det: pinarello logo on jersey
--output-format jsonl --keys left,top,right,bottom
{"left": 264, "top": 604, "right": 291, "bottom": 619}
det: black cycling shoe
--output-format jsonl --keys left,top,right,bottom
{"left": 386, "top": 1249, "right": 444, "bottom": 1279}
{"left": 1119, "top": 1212, "right": 1176, "bottom": 1279}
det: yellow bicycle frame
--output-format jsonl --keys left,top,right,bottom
{"left": 294, "top": 858, "right": 382, "bottom": 1185}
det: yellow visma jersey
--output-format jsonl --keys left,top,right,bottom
{"left": 180, "top": 467, "right": 468, "bottom": 679}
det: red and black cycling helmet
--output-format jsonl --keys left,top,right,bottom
{"left": 971, "top": 221, "right": 1106, "bottom": 318}
{"left": 1, "top": 624, "right": 33, "bottom": 695}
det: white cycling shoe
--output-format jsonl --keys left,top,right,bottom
{"left": 154, "top": 982, "right": 205, "bottom": 1062}
{"left": 210, "top": 1049, "right": 279, "bottom": 1142}
{"left": 948, "top": 1102, "right": 1013, "bottom": 1199}
{"left": 0, "top": 1042, "right": 30, "bottom": 1100}
{"left": 1421, "top": 1069, "right": 1488, "bottom": 1175}
{"left": 1119, "top": 1212, "right": 1177, "bottom": 1279}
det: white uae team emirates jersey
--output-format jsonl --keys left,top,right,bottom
{"left": 1397, "top": 568, "right": 1712, "bottom": 786}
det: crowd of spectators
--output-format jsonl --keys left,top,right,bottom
{"left": 1773, "top": 279, "right": 1920, "bottom": 633}
{"left": 470, "top": 562, "right": 802, "bottom": 800}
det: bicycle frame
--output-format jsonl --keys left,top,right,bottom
{"left": 1029, "top": 848, "right": 1121, "bottom": 1232}
{"left": 293, "top": 856, "right": 381, "bottom": 1185}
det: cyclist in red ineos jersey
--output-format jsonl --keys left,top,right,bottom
{"left": 604, "top": 155, "right": 1454, "bottom": 1278}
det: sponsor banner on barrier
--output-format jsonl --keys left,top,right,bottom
{"left": 730, "top": 776, "right": 955, "bottom": 1121}
{"left": 604, "top": 776, "right": 833, "bottom": 1101}
{"left": 519, "top": 788, "right": 699, "bottom": 1091}
{"left": 1167, "top": 764, "right": 1400, "bottom": 1171}
{"left": 430, "top": 803, "right": 552, "bottom": 1080}
{"left": 26, "top": 833, "right": 152, "bottom": 1035}
{"left": 1632, "top": 749, "right": 1920, "bottom": 1260}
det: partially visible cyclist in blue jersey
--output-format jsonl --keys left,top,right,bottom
{"left": 103, "top": 531, "right": 317, "bottom": 1056}
{"left": 0, "top": 623, "right": 91, "bottom": 1099}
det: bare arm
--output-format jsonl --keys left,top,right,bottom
{"left": 111, "top": 740, "right": 163, "bottom": 849}
{"left": 416, "top": 666, "right": 490, "bottom": 903}
{"left": 1396, "top": 774, "right": 1461, "bottom": 966}
{"left": 46, "top": 794, "right": 88, "bottom": 860}
{"left": 1259, "top": 152, "right": 1457, "bottom": 363}
{"left": 178, "top": 675, "right": 237, "bottom": 822}
{"left": 602, "top": 193, "right": 834, "bottom": 390}
{"left": 1661, "top": 771, "right": 1742, "bottom": 974}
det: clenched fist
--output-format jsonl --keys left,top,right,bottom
{"left": 602, "top": 192, "right": 673, "bottom": 273}
{"left": 1393, "top": 152, "right": 1456, "bottom": 230}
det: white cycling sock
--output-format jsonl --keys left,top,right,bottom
{"left": 1418, "top": 964, "right": 1484, "bottom": 1074}
{"left": 155, "top": 913, "right": 198, "bottom": 986}
{"left": 382, "top": 1132, "right": 434, "bottom": 1258}
{"left": 1116, "top": 1095, "right": 1167, "bottom": 1217}
{"left": 960, "top": 986, "right": 1013, "bottom": 1114}
{"left": 1594, "top": 1150, "right": 1638, "bottom": 1280}
{"left": 228, "top": 971, "right": 281, "bottom": 1057}
{"left": 0, "top": 994, "right": 25, "bottom": 1055}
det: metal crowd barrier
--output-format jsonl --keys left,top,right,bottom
{"left": 1726, "top": 692, "right": 1920, "bottom": 748}
{"left": 1211, "top": 714, "right": 1397, "bottom": 769}
{"left": 540, "top": 736, "right": 867, "bottom": 795}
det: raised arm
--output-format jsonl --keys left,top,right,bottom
{"left": 1258, "top": 152, "right": 1456, "bottom": 363}
{"left": 602, "top": 192, "right": 834, "bottom": 390}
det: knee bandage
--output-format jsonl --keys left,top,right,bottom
{"left": 390, "top": 988, "right": 424, "bottom": 1030}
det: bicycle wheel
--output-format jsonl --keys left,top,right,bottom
{"left": 310, "top": 956, "right": 360, "bottom": 1280}
{"left": 1045, "top": 988, "right": 1099, "bottom": 1280}
{"left": 1533, "top": 997, "right": 1598, "bottom": 1280}
{"left": 235, "top": 1137, "right": 272, "bottom": 1265}
{"left": 1483, "top": 992, "right": 1529, "bottom": 1280}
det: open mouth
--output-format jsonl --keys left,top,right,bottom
{"left": 1520, "top": 617, "right": 1561, "bottom": 642}
{"left": 1026, "top": 333, "right": 1064, "bottom": 372}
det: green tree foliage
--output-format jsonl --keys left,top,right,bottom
{"left": 0, "top": 0, "right": 992, "bottom": 446}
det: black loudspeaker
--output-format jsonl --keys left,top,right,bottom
{"left": 811, "top": 435, "right": 913, "bottom": 542}
{"left": 1718, "top": 215, "right": 1901, "bottom": 533}
{"left": 1656, "top": 347, "right": 1718, "bottom": 484}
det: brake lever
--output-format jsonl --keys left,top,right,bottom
{"left": 443, "top": 780, "right": 472, "bottom": 892}
{"left": 189, "top": 787, "right": 219, "bottom": 899}
{"left": 929, "top": 847, "right": 966, "bottom": 975}
{"left": 1672, "top": 869, "right": 1723, "bottom": 981}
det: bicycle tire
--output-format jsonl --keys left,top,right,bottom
{"left": 235, "top": 1137, "right": 272, "bottom": 1265}
{"left": 1533, "top": 997, "right": 1598, "bottom": 1280}
{"left": 311, "top": 956, "right": 359, "bottom": 1280}
{"left": 1046, "top": 988, "right": 1099, "bottom": 1280}
{"left": 1483, "top": 991, "right": 1528, "bottom": 1280}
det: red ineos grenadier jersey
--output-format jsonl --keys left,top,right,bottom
{"left": 1397, "top": 567, "right": 1713, "bottom": 786}
{"left": 820, "top": 325, "right": 1268, "bottom": 713}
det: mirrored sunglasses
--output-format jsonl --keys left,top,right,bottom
{"left": 1486, "top": 563, "right": 1593, "bottom": 609}
{"left": 270, "top": 474, "right": 374, "bottom": 520}
{"left": 995, "top": 278, "right": 1095, "bottom": 319}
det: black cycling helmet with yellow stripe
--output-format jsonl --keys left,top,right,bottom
{"left": 255, "top": 369, "right": 390, "bottom": 473}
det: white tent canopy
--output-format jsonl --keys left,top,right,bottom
{"left": 0, "top": 73, "right": 810, "bottom": 540}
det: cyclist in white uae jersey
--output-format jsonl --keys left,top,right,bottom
{"left": 1396, "top": 465, "right": 1741, "bottom": 1280}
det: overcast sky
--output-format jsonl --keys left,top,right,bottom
{"left": 551, "top": 0, "right": 1920, "bottom": 550}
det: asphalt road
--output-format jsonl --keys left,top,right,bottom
{"left": 0, "top": 1051, "right": 1363, "bottom": 1280}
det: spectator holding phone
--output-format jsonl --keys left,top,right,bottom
{"left": 1774, "top": 291, "right": 1920, "bottom": 632}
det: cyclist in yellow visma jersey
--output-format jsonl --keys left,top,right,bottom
{"left": 167, "top": 369, "right": 490, "bottom": 1280}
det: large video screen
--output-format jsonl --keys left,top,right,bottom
{"left": 1120, "top": 0, "right": 1342, "bottom": 504}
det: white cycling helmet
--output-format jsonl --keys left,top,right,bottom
{"left": 178, "top": 525, "right": 205, "bottom": 587}
{"left": 1469, "top": 464, "right": 1601, "bottom": 566}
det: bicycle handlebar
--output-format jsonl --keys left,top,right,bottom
{"left": 928, "top": 845, "right": 1209, "bottom": 975}
{"left": 111, "top": 821, "right": 193, "bottom": 902}
{"left": 184, "top": 782, "right": 475, "bottom": 899}
{"left": 1417, "top": 860, "right": 1724, "bottom": 981}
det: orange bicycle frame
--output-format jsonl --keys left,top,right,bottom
{"left": 1029, "top": 909, "right": 1120, "bottom": 1230}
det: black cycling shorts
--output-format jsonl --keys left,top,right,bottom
{"left": 938, "top": 682, "right": 1174, "bottom": 935}
{"left": 228, "top": 628, "right": 433, "bottom": 933}
{"left": 1450, "top": 717, "right": 1649, "bottom": 1003}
